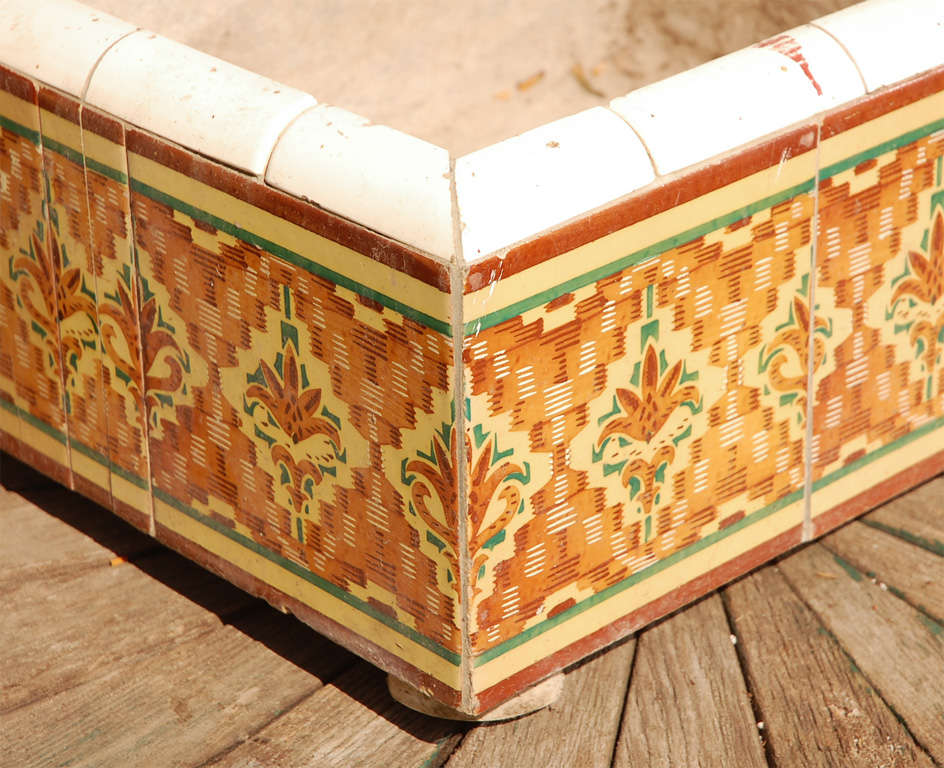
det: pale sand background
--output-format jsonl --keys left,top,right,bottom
{"left": 90, "top": 0, "right": 859, "bottom": 155}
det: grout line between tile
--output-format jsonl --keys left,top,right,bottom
{"left": 802, "top": 122, "right": 822, "bottom": 544}
{"left": 809, "top": 22, "right": 870, "bottom": 95}
{"left": 79, "top": 28, "right": 139, "bottom": 104}
{"left": 75, "top": 101, "right": 114, "bottom": 511}
{"left": 260, "top": 103, "right": 319, "bottom": 183}
{"left": 116, "top": 116, "right": 157, "bottom": 536}
{"left": 448, "top": 153, "right": 473, "bottom": 711}
{"left": 603, "top": 105, "right": 659, "bottom": 179}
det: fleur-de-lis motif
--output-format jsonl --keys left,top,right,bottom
{"left": 247, "top": 342, "right": 340, "bottom": 448}
{"left": 890, "top": 209, "right": 944, "bottom": 376}
{"left": 404, "top": 420, "right": 528, "bottom": 593}
{"left": 599, "top": 345, "right": 700, "bottom": 446}
{"left": 12, "top": 227, "right": 95, "bottom": 375}
{"left": 596, "top": 343, "right": 700, "bottom": 527}
{"left": 246, "top": 340, "right": 342, "bottom": 518}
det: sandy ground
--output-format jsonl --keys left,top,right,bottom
{"left": 91, "top": 0, "right": 860, "bottom": 155}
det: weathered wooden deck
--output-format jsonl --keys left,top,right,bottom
{"left": 1, "top": 452, "right": 942, "bottom": 768}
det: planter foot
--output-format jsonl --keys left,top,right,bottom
{"left": 387, "top": 672, "right": 564, "bottom": 722}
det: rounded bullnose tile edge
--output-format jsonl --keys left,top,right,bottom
{"left": 610, "top": 27, "right": 865, "bottom": 177}
{"left": 455, "top": 106, "right": 656, "bottom": 264}
{"left": 84, "top": 29, "right": 316, "bottom": 176}
{"left": 388, "top": 671, "right": 564, "bottom": 721}
{"left": 0, "top": 0, "right": 135, "bottom": 98}
{"left": 265, "top": 104, "right": 454, "bottom": 262}
{"left": 813, "top": 0, "right": 944, "bottom": 93}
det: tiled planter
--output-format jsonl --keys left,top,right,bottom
{"left": 1, "top": 0, "right": 942, "bottom": 716}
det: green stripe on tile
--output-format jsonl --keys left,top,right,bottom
{"left": 85, "top": 154, "right": 127, "bottom": 184}
{"left": 811, "top": 415, "right": 944, "bottom": 493}
{"left": 0, "top": 397, "right": 149, "bottom": 488}
{"left": 41, "top": 135, "right": 85, "bottom": 167}
{"left": 19, "top": 408, "right": 68, "bottom": 445}
{"left": 474, "top": 486, "right": 804, "bottom": 665}
{"left": 821, "top": 117, "right": 944, "bottom": 180}
{"left": 476, "top": 415, "right": 944, "bottom": 665}
{"left": 466, "top": 179, "right": 815, "bottom": 335}
{"left": 0, "top": 113, "right": 39, "bottom": 145}
{"left": 130, "top": 179, "right": 452, "bottom": 337}
{"left": 154, "top": 486, "right": 463, "bottom": 666}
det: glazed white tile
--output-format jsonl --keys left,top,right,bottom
{"left": 0, "top": 0, "right": 134, "bottom": 97}
{"left": 266, "top": 105, "right": 453, "bottom": 261}
{"left": 85, "top": 30, "right": 315, "bottom": 176}
{"left": 610, "top": 25, "right": 865, "bottom": 176}
{"left": 814, "top": 0, "right": 944, "bottom": 92}
{"left": 455, "top": 107, "right": 655, "bottom": 263}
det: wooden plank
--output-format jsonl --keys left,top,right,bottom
{"left": 864, "top": 475, "right": 944, "bottom": 556}
{"left": 0, "top": 608, "right": 354, "bottom": 768}
{"left": 0, "top": 487, "right": 154, "bottom": 579}
{"left": 725, "top": 563, "right": 934, "bottom": 767}
{"left": 779, "top": 543, "right": 944, "bottom": 763}
{"left": 446, "top": 639, "right": 635, "bottom": 768}
{"left": 822, "top": 522, "right": 944, "bottom": 620}
{"left": 0, "top": 549, "right": 255, "bottom": 712}
{"left": 613, "top": 594, "right": 766, "bottom": 768}
{"left": 211, "top": 661, "right": 462, "bottom": 768}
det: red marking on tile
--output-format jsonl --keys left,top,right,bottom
{"left": 757, "top": 34, "right": 823, "bottom": 96}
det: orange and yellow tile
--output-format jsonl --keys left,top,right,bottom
{"left": 127, "top": 147, "right": 463, "bottom": 694}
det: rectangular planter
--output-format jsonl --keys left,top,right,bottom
{"left": 0, "top": 0, "right": 942, "bottom": 716}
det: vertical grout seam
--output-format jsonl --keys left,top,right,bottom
{"left": 116, "top": 116, "right": 157, "bottom": 536}
{"left": 80, "top": 28, "right": 139, "bottom": 104}
{"left": 75, "top": 101, "right": 114, "bottom": 509}
{"left": 448, "top": 153, "right": 473, "bottom": 711}
{"left": 803, "top": 121, "right": 823, "bottom": 543}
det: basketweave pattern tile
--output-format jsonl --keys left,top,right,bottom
{"left": 812, "top": 129, "right": 944, "bottom": 505}
{"left": 81, "top": 109, "right": 153, "bottom": 520}
{"left": 464, "top": 192, "right": 815, "bottom": 653}
{"left": 0, "top": 70, "right": 70, "bottom": 484}
{"left": 38, "top": 95, "right": 111, "bottom": 504}
{"left": 130, "top": 185, "right": 461, "bottom": 651}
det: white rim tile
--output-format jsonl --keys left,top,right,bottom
{"left": 85, "top": 29, "right": 315, "bottom": 176}
{"left": 610, "top": 26, "right": 865, "bottom": 176}
{"left": 455, "top": 107, "right": 656, "bottom": 263}
{"left": 814, "top": 0, "right": 944, "bottom": 92}
{"left": 266, "top": 105, "right": 453, "bottom": 261}
{"left": 0, "top": 0, "right": 134, "bottom": 97}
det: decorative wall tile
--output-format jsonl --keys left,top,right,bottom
{"left": 0, "top": 66, "right": 71, "bottom": 486}
{"left": 86, "top": 31, "right": 315, "bottom": 176}
{"left": 80, "top": 105, "right": 152, "bottom": 531}
{"left": 126, "top": 132, "right": 462, "bottom": 700}
{"left": 38, "top": 88, "right": 111, "bottom": 509}
{"left": 463, "top": 126, "right": 818, "bottom": 706}
{"left": 810, "top": 80, "right": 944, "bottom": 533}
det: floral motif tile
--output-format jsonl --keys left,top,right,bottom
{"left": 464, "top": 177, "right": 815, "bottom": 671}
{"left": 80, "top": 107, "right": 153, "bottom": 528}
{"left": 127, "top": 143, "right": 461, "bottom": 692}
{"left": 0, "top": 68, "right": 70, "bottom": 485}
{"left": 38, "top": 91, "right": 111, "bottom": 506}
{"left": 811, "top": 123, "right": 944, "bottom": 524}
